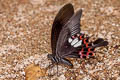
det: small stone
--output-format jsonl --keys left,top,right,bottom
{"left": 30, "top": 0, "right": 46, "bottom": 5}
{"left": 105, "top": 6, "right": 114, "bottom": 15}
{"left": 58, "top": 74, "right": 66, "bottom": 80}
{"left": 25, "top": 64, "right": 47, "bottom": 80}
{"left": 18, "top": 0, "right": 29, "bottom": 4}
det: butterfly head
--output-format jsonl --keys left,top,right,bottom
{"left": 47, "top": 54, "right": 59, "bottom": 63}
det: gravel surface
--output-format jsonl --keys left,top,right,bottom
{"left": 0, "top": 0, "right": 120, "bottom": 80}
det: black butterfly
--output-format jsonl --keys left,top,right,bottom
{"left": 47, "top": 3, "right": 108, "bottom": 67}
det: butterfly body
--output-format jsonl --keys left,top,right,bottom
{"left": 47, "top": 3, "right": 108, "bottom": 67}
{"left": 48, "top": 28, "right": 74, "bottom": 67}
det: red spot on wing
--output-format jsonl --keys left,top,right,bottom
{"left": 85, "top": 43, "right": 88, "bottom": 47}
{"left": 84, "top": 39, "right": 87, "bottom": 44}
{"left": 79, "top": 35, "right": 84, "bottom": 40}
{"left": 88, "top": 48, "right": 91, "bottom": 52}
{"left": 92, "top": 53, "right": 94, "bottom": 56}
{"left": 87, "top": 52, "right": 89, "bottom": 56}
{"left": 80, "top": 35, "right": 82, "bottom": 39}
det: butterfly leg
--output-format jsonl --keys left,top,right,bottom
{"left": 60, "top": 58, "right": 73, "bottom": 67}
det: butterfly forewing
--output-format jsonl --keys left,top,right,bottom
{"left": 51, "top": 3, "right": 74, "bottom": 55}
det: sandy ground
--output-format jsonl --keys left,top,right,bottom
{"left": 0, "top": 0, "right": 120, "bottom": 80}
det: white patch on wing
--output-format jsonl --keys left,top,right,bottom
{"left": 79, "top": 51, "right": 82, "bottom": 55}
{"left": 71, "top": 38, "right": 79, "bottom": 46}
{"left": 68, "top": 38, "right": 73, "bottom": 43}
{"left": 73, "top": 40, "right": 82, "bottom": 47}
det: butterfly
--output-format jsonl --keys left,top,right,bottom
{"left": 47, "top": 3, "right": 108, "bottom": 67}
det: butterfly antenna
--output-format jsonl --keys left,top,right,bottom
{"left": 47, "top": 62, "right": 55, "bottom": 78}
{"left": 48, "top": 61, "right": 51, "bottom": 77}
{"left": 57, "top": 63, "right": 58, "bottom": 76}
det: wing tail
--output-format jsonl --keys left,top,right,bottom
{"left": 92, "top": 41, "right": 108, "bottom": 48}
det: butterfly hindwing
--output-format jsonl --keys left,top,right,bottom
{"left": 59, "top": 37, "right": 108, "bottom": 59}
{"left": 67, "top": 9, "right": 82, "bottom": 36}
{"left": 56, "top": 8, "right": 83, "bottom": 58}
